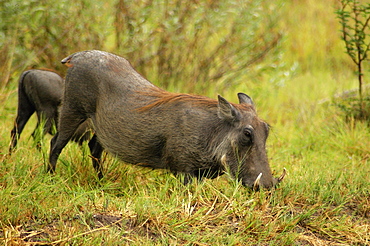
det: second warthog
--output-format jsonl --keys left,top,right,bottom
{"left": 10, "top": 69, "right": 92, "bottom": 153}
{"left": 49, "top": 50, "right": 285, "bottom": 189}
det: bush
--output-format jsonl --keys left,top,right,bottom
{"left": 336, "top": 0, "right": 370, "bottom": 119}
{"left": 0, "top": 0, "right": 283, "bottom": 93}
{"left": 335, "top": 95, "right": 370, "bottom": 123}
{"left": 113, "top": 0, "right": 283, "bottom": 93}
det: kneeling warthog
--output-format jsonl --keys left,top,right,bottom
{"left": 49, "top": 50, "right": 285, "bottom": 189}
{"left": 9, "top": 69, "right": 91, "bottom": 153}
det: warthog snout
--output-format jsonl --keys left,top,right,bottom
{"left": 251, "top": 168, "right": 287, "bottom": 190}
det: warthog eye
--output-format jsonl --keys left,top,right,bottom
{"left": 241, "top": 126, "right": 254, "bottom": 146}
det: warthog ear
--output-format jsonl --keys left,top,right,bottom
{"left": 217, "top": 95, "right": 240, "bottom": 122}
{"left": 237, "top": 93, "right": 254, "bottom": 106}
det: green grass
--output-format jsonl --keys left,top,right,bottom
{"left": 1, "top": 0, "right": 370, "bottom": 245}
{"left": 1, "top": 72, "right": 369, "bottom": 245}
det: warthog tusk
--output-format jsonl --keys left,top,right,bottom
{"left": 278, "top": 168, "right": 287, "bottom": 182}
{"left": 220, "top": 154, "right": 227, "bottom": 168}
{"left": 253, "top": 173, "right": 262, "bottom": 190}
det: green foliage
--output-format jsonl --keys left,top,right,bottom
{"left": 0, "top": 0, "right": 108, "bottom": 87}
{"left": 113, "top": 0, "right": 282, "bottom": 93}
{"left": 0, "top": 0, "right": 282, "bottom": 94}
{"left": 335, "top": 94, "right": 370, "bottom": 122}
{"left": 336, "top": 0, "right": 370, "bottom": 67}
{"left": 336, "top": 0, "right": 370, "bottom": 117}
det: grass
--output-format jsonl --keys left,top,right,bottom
{"left": 1, "top": 72, "right": 369, "bottom": 245}
{"left": 1, "top": 139, "right": 368, "bottom": 245}
{"left": 1, "top": 0, "right": 370, "bottom": 245}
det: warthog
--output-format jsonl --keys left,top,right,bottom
{"left": 9, "top": 69, "right": 91, "bottom": 153}
{"left": 49, "top": 50, "right": 285, "bottom": 189}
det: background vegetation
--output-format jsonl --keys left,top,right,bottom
{"left": 0, "top": 0, "right": 369, "bottom": 245}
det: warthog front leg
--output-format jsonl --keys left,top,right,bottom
{"left": 48, "top": 111, "right": 86, "bottom": 174}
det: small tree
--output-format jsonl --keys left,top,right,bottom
{"left": 336, "top": 0, "right": 370, "bottom": 117}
